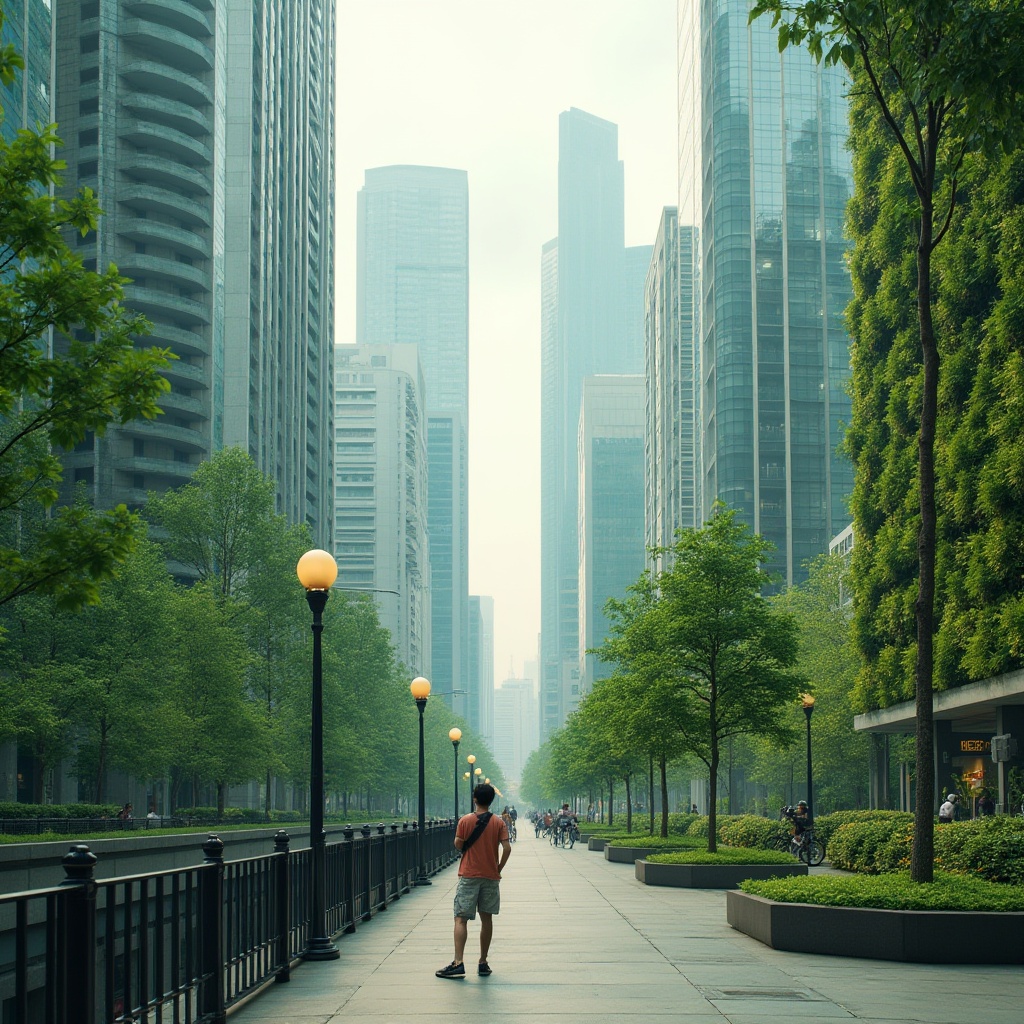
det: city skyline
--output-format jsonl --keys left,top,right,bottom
{"left": 336, "top": 1, "right": 678, "bottom": 681}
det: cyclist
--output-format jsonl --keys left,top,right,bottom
{"left": 553, "top": 803, "right": 577, "bottom": 846}
{"left": 783, "top": 801, "right": 812, "bottom": 849}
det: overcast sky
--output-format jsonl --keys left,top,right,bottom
{"left": 335, "top": 0, "right": 678, "bottom": 686}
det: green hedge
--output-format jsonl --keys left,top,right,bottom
{"left": 828, "top": 816, "right": 1024, "bottom": 884}
{"left": 740, "top": 871, "right": 1024, "bottom": 911}
{"left": 647, "top": 847, "right": 795, "bottom": 866}
{"left": 812, "top": 809, "right": 912, "bottom": 845}
{"left": 717, "top": 814, "right": 790, "bottom": 849}
{"left": 606, "top": 835, "right": 703, "bottom": 850}
{"left": 0, "top": 803, "right": 121, "bottom": 820}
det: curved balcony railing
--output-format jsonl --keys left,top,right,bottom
{"left": 157, "top": 389, "right": 206, "bottom": 417}
{"left": 124, "top": 0, "right": 212, "bottom": 37}
{"left": 126, "top": 285, "right": 210, "bottom": 327}
{"left": 121, "top": 18, "right": 214, "bottom": 74}
{"left": 118, "top": 183, "right": 211, "bottom": 227}
{"left": 119, "top": 153, "right": 211, "bottom": 195}
{"left": 118, "top": 118, "right": 212, "bottom": 166}
{"left": 145, "top": 322, "right": 210, "bottom": 358}
{"left": 120, "top": 92, "right": 212, "bottom": 137}
{"left": 113, "top": 455, "right": 199, "bottom": 482}
{"left": 158, "top": 355, "right": 207, "bottom": 390}
{"left": 120, "top": 418, "right": 208, "bottom": 454}
{"left": 117, "top": 217, "right": 209, "bottom": 261}
{"left": 120, "top": 60, "right": 212, "bottom": 108}
{"left": 119, "top": 252, "right": 209, "bottom": 293}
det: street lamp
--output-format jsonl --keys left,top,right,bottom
{"left": 449, "top": 728, "right": 462, "bottom": 819}
{"left": 467, "top": 754, "right": 476, "bottom": 808}
{"left": 474, "top": 766, "right": 482, "bottom": 791}
{"left": 296, "top": 548, "right": 340, "bottom": 961}
{"left": 410, "top": 676, "right": 431, "bottom": 885}
{"left": 802, "top": 694, "right": 815, "bottom": 819}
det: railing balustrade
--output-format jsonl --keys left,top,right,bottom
{"left": 0, "top": 819, "right": 457, "bottom": 1024}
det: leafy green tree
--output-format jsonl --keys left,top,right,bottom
{"left": 0, "top": 24, "right": 171, "bottom": 613}
{"left": 652, "top": 508, "right": 803, "bottom": 852}
{"left": 752, "top": 0, "right": 1024, "bottom": 885}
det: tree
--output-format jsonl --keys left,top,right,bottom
{"left": 652, "top": 508, "right": 803, "bottom": 852}
{"left": 0, "top": 19, "right": 171, "bottom": 613}
{"left": 752, "top": 0, "right": 1024, "bottom": 879}
{"left": 146, "top": 447, "right": 279, "bottom": 601}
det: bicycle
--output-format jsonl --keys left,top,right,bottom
{"left": 508, "top": 820, "right": 517, "bottom": 843}
{"left": 777, "top": 806, "right": 825, "bottom": 866}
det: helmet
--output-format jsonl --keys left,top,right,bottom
{"left": 797, "top": 800, "right": 808, "bottom": 809}
{"left": 947, "top": 793, "right": 958, "bottom": 802}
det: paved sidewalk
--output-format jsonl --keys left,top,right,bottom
{"left": 231, "top": 832, "right": 1022, "bottom": 1024}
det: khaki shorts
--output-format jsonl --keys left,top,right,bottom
{"left": 453, "top": 876, "right": 500, "bottom": 920}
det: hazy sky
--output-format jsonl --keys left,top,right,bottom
{"left": 336, "top": 0, "right": 678, "bottom": 685}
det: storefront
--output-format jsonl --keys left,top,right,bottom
{"left": 854, "top": 668, "right": 1024, "bottom": 813}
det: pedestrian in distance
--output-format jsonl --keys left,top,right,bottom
{"left": 436, "top": 782, "right": 511, "bottom": 979}
{"left": 938, "top": 793, "right": 959, "bottom": 823}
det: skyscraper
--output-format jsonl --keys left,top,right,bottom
{"left": 357, "top": 166, "right": 470, "bottom": 708}
{"left": 468, "top": 596, "right": 495, "bottom": 745}
{"left": 578, "top": 376, "right": 646, "bottom": 697}
{"left": 333, "top": 345, "right": 431, "bottom": 675}
{"left": 678, "top": 1, "right": 854, "bottom": 584}
{"left": 492, "top": 677, "right": 539, "bottom": 785}
{"left": 222, "top": 1, "right": 336, "bottom": 546}
{"left": 0, "top": 0, "right": 51, "bottom": 140}
{"left": 53, "top": 1, "right": 335, "bottom": 544}
{"left": 645, "top": 208, "right": 700, "bottom": 568}
{"left": 540, "top": 109, "right": 646, "bottom": 737}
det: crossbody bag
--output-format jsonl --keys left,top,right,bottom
{"left": 460, "top": 811, "right": 493, "bottom": 853}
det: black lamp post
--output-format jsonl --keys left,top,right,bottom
{"left": 411, "top": 676, "right": 431, "bottom": 885}
{"left": 466, "top": 754, "right": 476, "bottom": 809}
{"left": 802, "top": 694, "right": 815, "bottom": 818}
{"left": 463, "top": 771, "right": 471, "bottom": 808}
{"left": 296, "top": 549, "right": 340, "bottom": 961}
{"left": 449, "top": 728, "right": 462, "bottom": 818}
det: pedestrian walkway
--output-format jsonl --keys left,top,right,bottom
{"left": 231, "top": 832, "right": 1021, "bottom": 1023}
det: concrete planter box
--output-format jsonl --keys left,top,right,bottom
{"left": 605, "top": 844, "right": 688, "bottom": 863}
{"left": 636, "top": 859, "right": 807, "bottom": 888}
{"left": 726, "top": 890, "right": 1024, "bottom": 964}
{"left": 587, "top": 836, "right": 610, "bottom": 852}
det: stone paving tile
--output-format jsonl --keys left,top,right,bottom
{"left": 229, "top": 833, "right": 1022, "bottom": 1023}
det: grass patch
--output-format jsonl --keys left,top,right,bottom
{"left": 740, "top": 871, "right": 1024, "bottom": 912}
{"left": 647, "top": 847, "right": 796, "bottom": 865}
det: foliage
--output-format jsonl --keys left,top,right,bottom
{"left": 647, "top": 848, "right": 796, "bottom": 866}
{"left": 605, "top": 835, "right": 702, "bottom": 850}
{"left": 0, "top": 802, "right": 120, "bottom": 820}
{"left": 717, "top": 814, "right": 791, "bottom": 850}
{"left": 0, "top": 21, "right": 172, "bottom": 612}
{"left": 740, "top": 871, "right": 1024, "bottom": 912}
{"left": 812, "top": 809, "right": 913, "bottom": 845}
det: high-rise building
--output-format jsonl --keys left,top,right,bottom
{"left": 1, "top": 0, "right": 51, "bottom": 140}
{"left": 468, "top": 596, "right": 495, "bottom": 745}
{"left": 333, "top": 345, "right": 431, "bottom": 675}
{"left": 222, "top": 1, "right": 336, "bottom": 546}
{"left": 53, "top": 1, "right": 335, "bottom": 544}
{"left": 645, "top": 208, "right": 700, "bottom": 569}
{"left": 678, "top": 1, "right": 854, "bottom": 584}
{"left": 578, "top": 376, "right": 646, "bottom": 696}
{"left": 540, "top": 109, "right": 647, "bottom": 738}
{"left": 357, "top": 165, "right": 470, "bottom": 714}
{"left": 492, "top": 678, "right": 539, "bottom": 785}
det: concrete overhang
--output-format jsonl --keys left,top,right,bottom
{"left": 854, "top": 667, "right": 1024, "bottom": 734}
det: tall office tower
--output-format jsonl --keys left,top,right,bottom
{"left": 357, "top": 166, "right": 470, "bottom": 712}
{"left": 678, "top": 1, "right": 854, "bottom": 584}
{"left": 645, "top": 209, "right": 700, "bottom": 571}
{"left": 222, "top": 1, "right": 336, "bottom": 546}
{"left": 1, "top": 0, "right": 51, "bottom": 138}
{"left": 492, "top": 678, "right": 540, "bottom": 785}
{"left": 541, "top": 109, "right": 647, "bottom": 738}
{"left": 467, "top": 596, "right": 495, "bottom": 744}
{"left": 52, "top": 1, "right": 336, "bottom": 543}
{"left": 333, "top": 345, "right": 431, "bottom": 675}
{"left": 578, "top": 376, "right": 646, "bottom": 696}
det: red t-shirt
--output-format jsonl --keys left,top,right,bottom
{"left": 456, "top": 811, "right": 509, "bottom": 880}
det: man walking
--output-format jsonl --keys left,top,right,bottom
{"left": 436, "top": 782, "right": 511, "bottom": 979}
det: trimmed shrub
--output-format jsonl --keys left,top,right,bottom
{"left": 0, "top": 803, "right": 121, "bottom": 820}
{"left": 717, "top": 814, "right": 790, "bottom": 850}
{"left": 648, "top": 847, "right": 795, "bottom": 865}
{"left": 740, "top": 871, "right": 1024, "bottom": 911}
{"left": 606, "top": 835, "right": 703, "bottom": 850}
{"left": 813, "top": 809, "right": 912, "bottom": 845}
{"left": 665, "top": 813, "right": 698, "bottom": 835}
{"left": 685, "top": 815, "right": 710, "bottom": 838}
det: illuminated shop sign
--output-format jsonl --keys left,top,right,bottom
{"left": 959, "top": 739, "right": 991, "bottom": 753}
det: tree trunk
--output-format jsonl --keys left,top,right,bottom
{"left": 95, "top": 722, "right": 108, "bottom": 804}
{"left": 708, "top": 744, "right": 719, "bottom": 855}
{"left": 608, "top": 779, "right": 614, "bottom": 828}
{"left": 265, "top": 770, "right": 272, "bottom": 819}
{"left": 625, "top": 774, "right": 632, "bottom": 834}
{"left": 216, "top": 782, "right": 225, "bottom": 818}
{"left": 660, "top": 757, "right": 669, "bottom": 838}
{"left": 649, "top": 754, "right": 655, "bottom": 835}
{"left": 912, "top": 194, "right": 938, "bottom": 883}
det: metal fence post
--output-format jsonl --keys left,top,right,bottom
{"left": 343, "top": 825, "right": 357, "bottom": 933}
{"left": 61, "top": 844, "right": 98, "bottom": 1024}
{"left": 273, "top": 831, "right": 291, "bottom": 984}
{"left": 199, "top": 834, "right": 226, "bottom": 1024}
{"left": 360, "top": 824, "right": 372, "bottom": 921}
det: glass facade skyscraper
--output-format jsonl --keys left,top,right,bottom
{"left": 678, "top": 0, "right": 853, "bottom": 584}
{"left": 0, "top": 0, "right": 51, "bottom": 140}
{"left": 357, "top": 166, "right": 470, "bottom": 714}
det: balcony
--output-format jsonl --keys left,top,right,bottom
{"left": 159, "top": 357, "right": 207, "bottom": 390}
{"left": 119, "top": 119, "right": 212, "bottom": 166}
{"left": 119, "top": 253, "right": 209, "bottom": 293}
{"left": 124, "top": 0, "right": 212, "bottom": 38}
{"left": 120, "top": 92, "right": 212, "bottom": 137}
{"left": 120, "top": 60, "right": 212, "bottom": 108}
{"left": 145, "top": 322, "right": 209, "bottom": 359}
{"left": 118, "top": 184, "right": 210, "bottom": 228}
{"left": 121, "top": 19, "right": 214, "bottom": 73}
{"left": 114, "top": 455, "right": 197, "bottom": 482}
{"left": 118, "top": 218, "right": 209, "bottom": 261}
{"left": 155, "top": 389, "right": 206, "bottom": 418}
{"left": 120, "top": 153, "right": 211, "bottom": 195}
{"left": 126, "top": 285, "right": 209, "bottom": 327}
{"left": 119, "top": 418, "right": 208, "bottom": 453}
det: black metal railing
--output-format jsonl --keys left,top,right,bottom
{"left": 0, "top": 819, "right": 457, "bottom": 1024}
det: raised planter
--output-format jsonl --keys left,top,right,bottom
{"left": 726, "top": 890, "right": 1024, "bottom": 964}
{"left": 636, "top": 859, "right": 807, "bottom": 888}
{"left": 588, "top": 836, "right": 610, "bottom": 852}
{"left": 605, "top": 844, "right": 688, "bottom": 863}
